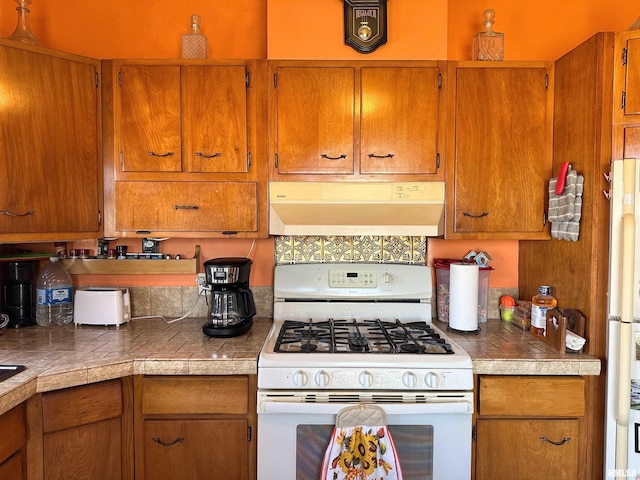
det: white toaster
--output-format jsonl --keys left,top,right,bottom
{"left": 73, "top": 288, "right": 131, "bottom": 326}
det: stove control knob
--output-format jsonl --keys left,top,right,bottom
{"left": 315, "top": 370, "right": 330, "bottom": 387}
{"left": 292, "top": 370, "right": 308, "bottom": 387}
{"left": 381, "top": 272, "right": 392, "bottom": 285}
{"left": 359, "top": 370, "right": 375, "bottom": 388}
{"left": 424, "top": 371, "right": 440, "bottom": 389}
{"left": 402, "top": 372, "right": 418, "bottom": 388}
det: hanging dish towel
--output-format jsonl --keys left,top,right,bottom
{"left": 320, "top": 404, "right": 403, "bottom": 480}
{"left": 548, "top": 169, "right": 584, "bottom": 241}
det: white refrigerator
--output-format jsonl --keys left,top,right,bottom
{"left": 605, "top": 158, "right": 640, "bottom": 478}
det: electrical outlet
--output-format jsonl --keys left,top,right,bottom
{"left": 196, "top": 273, "right": 209, "bottom": 295}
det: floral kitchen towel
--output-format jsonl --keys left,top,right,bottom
{"left": 320, "top": 425, "right": 403, "bottom": 480}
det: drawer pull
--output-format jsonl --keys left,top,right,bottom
{"left": 540, "top": 436, "right": 571, "bottom": 446}
{"left": 320, "top": 154, "right": 347, "bottom": 160}
{"left": 174, "top": 205, "right": 200, "bottom": 210}
{"left": 195, "top": 151, "right": 222, "bottom": 159}
{"left": 367, "top": 153, "right": 395, "bottom": 159}
{"left": 1, "top": 209, "right": 35, "bottom": 217}
{"left": 152, "top": 437, "right": 184, "bottom": 447}
{"left": 462, "top": 211, "right": 489, "bottom": 219}
{"left": 147, "top": 151, "right": 175, "bottom": 157}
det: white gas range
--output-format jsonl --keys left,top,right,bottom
{"left": 257, "top": 263, "right": 473, "bottom": 480}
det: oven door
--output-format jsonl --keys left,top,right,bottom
{"left": 257, "top": 390, "right": 473, "bottom": 480}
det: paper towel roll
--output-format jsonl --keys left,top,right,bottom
{"left": 449, "top": 263, "right": 479, "bottom": 332}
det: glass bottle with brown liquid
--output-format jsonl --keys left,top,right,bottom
{"left": 531, "top": 285, "right": 557, "bottom": 338}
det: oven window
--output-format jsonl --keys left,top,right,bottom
{"left": 296, "top": 424, "right": 434, "bottom": 480}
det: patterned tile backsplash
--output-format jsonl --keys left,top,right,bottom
{"left": 120, "top": 236, "right": 514, "bottom": 321}
{"left": 275, "top": 235, "right": 427, "bottom": 264}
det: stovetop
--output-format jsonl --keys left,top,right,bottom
{"left": 274, "top": 319, "right": 454, "bottom": 354}
{"left": 258, "top": 263, "right": 473, "bottom": 391}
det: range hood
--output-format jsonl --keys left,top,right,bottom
{"left": 269, "top": 182, "right": 445, "bottom": 237}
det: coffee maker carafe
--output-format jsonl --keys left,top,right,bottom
{"left": 202, "top": 257, "right": 256, "bottom": 337}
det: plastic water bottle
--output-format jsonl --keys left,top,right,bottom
{"left": 35, "top": 257, "right": 73, "bottom": 326}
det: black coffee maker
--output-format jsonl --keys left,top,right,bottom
{"left": 1, "top": 260, "right": 36, "bottom": 328}
{"left": 202, "top": 257, "right": 256, "bottom": 338}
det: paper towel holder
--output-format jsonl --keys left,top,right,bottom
{"left": 545, "top": 308, "right": 586, "bottom": 353}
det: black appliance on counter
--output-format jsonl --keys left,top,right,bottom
{"left": 1, "top": 260, "right": 36, "bottom": 328}
{"left": 202, "top": 257, "right": 256, "bottom": 338}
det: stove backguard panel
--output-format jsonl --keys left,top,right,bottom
{"left": 274, "top": 235, "right": 426, "bottom": 265}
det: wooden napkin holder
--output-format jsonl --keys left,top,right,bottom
{"left": 545, "top": 308, "right": 586, "bottom": 354}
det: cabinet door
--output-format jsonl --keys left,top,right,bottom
{"left": 143, "top": 419, "right": 248, "bottom": 480}
{"left": 115, "top": 181, "right": 258, "bottom": 234}
{"left": 614, "top": 31, "right": 640, "bottom": 123}
{"left": 43, "top": 418, "right": 122, "bottom": 480}
{"left": 447, "top": 64, "right": 552, "bottom": 239}
{"left": 42, "top": 380, "right": 125, "bottom": 480}
{"left": 274, "top": 66, "right": 355, "bottom": 174}
{"left": 0, "top": 43, "right": 101, "bottom": 237}
{"left": 0, "top": 451, "right": 25, "bottom": 480}
{"left": 0, "top": 403, "right": 26, "bottom": 480}
{"left": 184, "top": 65, "right": 249, "bottom": 173}
{"left": 360, "top": 66, "right": 440, "bottom": 174}
{"left": 475, "top": 419, "right": 579, "bottom": 480}
{"left": 119, "top": 64, "right": 182, "bottom": 172}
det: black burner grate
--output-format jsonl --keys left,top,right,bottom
{"left": 274, "top": 319, "right": 454, "bottom": 354}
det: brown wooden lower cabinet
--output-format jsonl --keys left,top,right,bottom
{"left": 134, "top": 374, "right": 257, "bottom": 480}
{"left": 143, "top": 419, "right": 248, "bottom": 480}
{"left": 0, "top": 403, "right": 27, "bottom": 480}
{"left": 27, "top": 378, "right": 134, "bottom": 480}
{"left": 474, "top": 375, "right": 586, "bottom": 480}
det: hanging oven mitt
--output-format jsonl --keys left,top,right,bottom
{"left": 320, "top": 404, "right": 404, "bottom": 480}
{"left": 548, "top": 169, "right": 584, "bottom": 241}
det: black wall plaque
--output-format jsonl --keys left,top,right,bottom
{"left": 343, "top": 0, "right": 388, "bottom": 54}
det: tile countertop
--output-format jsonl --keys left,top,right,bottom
{"left": 0, "top": 317, "right": 600, "bottom": 416}
{"left": 0, "top": 317, "right": 272, "bottom": 416}
{"left": 438, "top": 319, "right": 601, "bottom": 376}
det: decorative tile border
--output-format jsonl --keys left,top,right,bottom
{"left": 274, "top": 236, "right": 427, "bottom": 265}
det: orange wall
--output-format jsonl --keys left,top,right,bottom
{"left": 0, "top": 0, "right": 267, "bottom": 59}
{"left": 267, "top": 0, "right": 448, "bottom": 59}
{"left": 447, "top": 0, "right": 639, "bottom": 60}
{"left": 6, "top": 0, "right": 637, "bottom": 288}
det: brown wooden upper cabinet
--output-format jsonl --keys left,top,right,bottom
{"left": 117, "top": 63, "right": 249, "bottom": 174}
{"left": 445, "top": 62, "right": 553, "bottom": 240}
{"left": 269, "top": 61, "right": 446, "bottom": 181}
{"left": 613, "top": 30, "right": 640, "bottom": 125}
{"left": 102, "top": 59, "right": 268, "bottom": 238}
{"left": 0, "top": 39, "right": 102, "bottom": 242}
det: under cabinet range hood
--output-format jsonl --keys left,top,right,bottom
{"left": 269, "top": 182, "right": 445, "bottom": 236}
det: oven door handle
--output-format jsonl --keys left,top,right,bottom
{"left": 259, "top": 401, "right": 472, "bottom": 415}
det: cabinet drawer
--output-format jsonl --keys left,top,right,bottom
{"left": 43, "top": 380, "right": 123, "bottom": 433}
{"left": 0, "top": 404, "right": 26, "bottom": 465}
{"left": 478, "top": 376, "right": 584, "bottom": 417}
{"left": 115, "top": 181, "right": 258, "bottom": 233}
{"left": 141, "top": 376, "right": 248, "bottom": 415}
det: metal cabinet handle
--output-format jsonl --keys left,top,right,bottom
{"left": 462, "top": 212, "right": 489, "bottom": 218}
{"left": 174, "top": 205, "right": 199, "bottom": 210}
{"left": 367, "top": 153, "right": 395, "bottom": 159}
{"left": 152, "top": 437, "right": 184, "bottom": 447}
{"left": 320, "top": 154, "right": 347, "bottom": 160}
{"left": 195, "top": 152, "right": 222, "bottom": 159}
{"left": 1, "top": 209, "right": 35, "bottom": 217}
{"left": 540, "top": 436, "right": 571, "bottom": 446}
{"left": 147, "top": 151, "right": 175, "bottom": 157}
